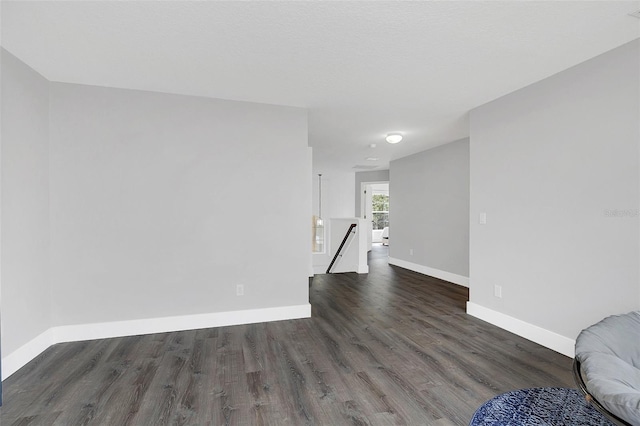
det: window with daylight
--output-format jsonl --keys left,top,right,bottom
{"left": 372, "top": 194, "right": 389, "bottom": 230}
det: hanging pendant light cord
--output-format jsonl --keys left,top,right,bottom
{"left": 318, "top": 174, "right": 322, "bottom": 218}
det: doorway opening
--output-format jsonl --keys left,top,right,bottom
{"left": 360, "top": 181, "right": 389, "bottom": 252}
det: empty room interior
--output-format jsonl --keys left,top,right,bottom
{"left": 1, "top": 1, "right": 640, "bottom": 425}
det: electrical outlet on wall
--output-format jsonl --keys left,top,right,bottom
{"left": 494, "top": 285, "right": 502, "bottom": 298}
{"left": 236, "top": 284, "right": 244, "bottom": 296}
{"left": 479, "top": 212, "right": 487, "bottom": 225}
{"left": 409, "top": 248, "right": 414, "bottom": 256}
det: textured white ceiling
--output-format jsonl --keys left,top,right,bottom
{"left": 2, "top": 1, "right": 639, "bottom": 172}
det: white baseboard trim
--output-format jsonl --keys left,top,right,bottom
{"left": 388, "top": 257, "right": 469, "bottom": 287}
{"left": 356, "top": 265, "right": 369, "bottom": 274}
{"left": 2, "top": 329, "right": 55, "bottom": 381}
{"left": 2, "top": 304, "right": 311, "bottom": 381}
{"left": 331, "top": 264, "right": 369, "bottom": 274}
{"left": 314, "top": 264, "right": 369, "bottom": 275}
{"left": 466, "top": 302, "right": 575, "bottom": 358}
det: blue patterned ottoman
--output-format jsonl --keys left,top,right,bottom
{"left": 470, "top": 387, "right": 614, "bottom": 426}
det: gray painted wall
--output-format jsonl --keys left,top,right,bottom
{"left": 355, "top": 169, "right": 389, "bottom": 217}
{"left": 469, "top": 39, "right": 640, "bottom": 339}
{"left": 49, "top": 83, "right": 310, "bottom": 326}
{"left": 0, "top": 49, "right": 311, "bottom": 364}
{"left": 389, "top": 139, "right": 470, "bottom": 278}
{"left": 1, "top": 49, "right": 51, "bottom": 357}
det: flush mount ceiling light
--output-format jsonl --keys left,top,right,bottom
{"left": 385, "top": 133, "right": 403, "bottom": 144}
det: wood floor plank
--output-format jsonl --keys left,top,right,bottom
{"left": 1, "top": 245, "right": 575, "bottom": 425}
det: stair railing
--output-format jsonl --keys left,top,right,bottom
{"left": 326, "top": 223, "right": 357, "bottom": 274}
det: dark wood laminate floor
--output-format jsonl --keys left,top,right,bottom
{"left": 1, "top": 245, "right": 574, "bottom": 425}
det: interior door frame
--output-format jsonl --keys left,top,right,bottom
{"left": 359, "top": 180, "right": 389, "bottom": 252}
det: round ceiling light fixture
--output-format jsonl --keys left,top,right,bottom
{"left": 385, "top": 133, "right": 403, "bottom": 144}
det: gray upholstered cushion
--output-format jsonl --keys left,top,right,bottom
{"left": 575, "top": 311, "right": 640, "bottom": 425}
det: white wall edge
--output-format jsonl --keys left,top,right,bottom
{"left": 2, "top": 329, "right": 55, "bottom": 381}
{"left": 313, "top": 265, "right": 328, "bottom": 275}
{"left": 388, "top": 257, "right": 469, "bottom": 287}
{"left": 466, "top": 302, "right": 575, "bottom": 358}
{"left": 2, "top": 303, "right": 311, "bottom": 381}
